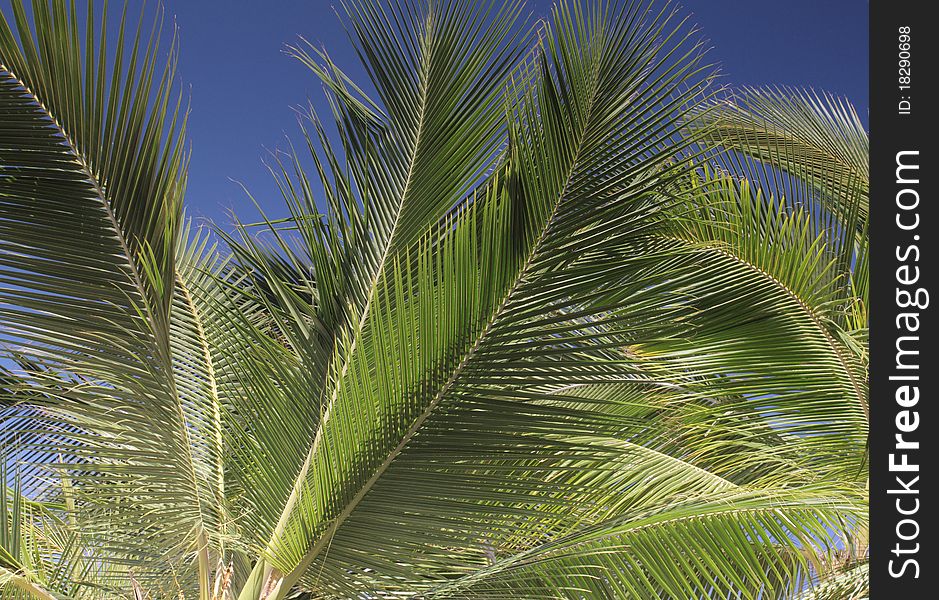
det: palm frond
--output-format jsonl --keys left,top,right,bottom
{"left": 237, "top": 0, "right": 723, "bottom": 593}
{"left": 418, "top": 488, "right": 862, "bottom": 600}
{"left": 1, "top": 0, "right": 218, "bottom": 586}
{"left": 0, "top": 2, "right": 868, "bottom": 599}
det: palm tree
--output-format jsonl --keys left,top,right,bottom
{"left": 1, "top": 0, "right": 868, "bottom": 599}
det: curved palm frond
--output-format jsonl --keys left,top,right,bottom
{"left": 0, "top": 0, "right": 219, "bottom": 589}
{"left": 693, "top": 87, "right": 868, "bottom": 233}
{"left": 690, "top": 87, "right": 869, "bottom": 331}
{"left": 223, "top": 1, "right": 726, "bottom": 595}
{"left": 417, "top": 487, "right": 861, "bottom": 600}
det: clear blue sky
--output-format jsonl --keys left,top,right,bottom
{"left": 156, "top": 1, "right": 868, "bottom": 226}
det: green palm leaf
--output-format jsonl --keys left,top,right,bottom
{"left": 1, "top": 1, "right": 869, "bottom": 599}
{"left": 1, "top": 0, "right": 215, "bottom": 590}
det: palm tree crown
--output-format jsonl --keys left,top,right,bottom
{"left": 1, "top": 1, "right": 868, "bottom": 599}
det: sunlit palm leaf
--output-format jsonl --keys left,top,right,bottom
{"left": 0, "top": 1, "right": 868, "bottom": 599}
{"left": 1, "top": 0, "right": 215, "bottom": 587}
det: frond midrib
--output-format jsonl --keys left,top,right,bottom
{"left": 2, "top": 62, "right": 213, "bottom": 566}
{"left": 280, "top": 40, "right": 610, "bottom": 586}
{"left": 0, "top": 62, "right": 156, "bottom": 337}
{"left": 255, "top": 16, "right": 437, "bottom": 587}
{"left": 662, "top": 234, "right": 869, "bottom": 423}
{"left": 174, "top": 268, "right": 226, "bottom": 529}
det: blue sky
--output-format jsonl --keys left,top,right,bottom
{"left": 160, "top": 0, "right": 868, "bottom": 226}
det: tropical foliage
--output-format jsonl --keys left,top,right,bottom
{"left": 1, "top": 0, "right": 868, "bottom": 598}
